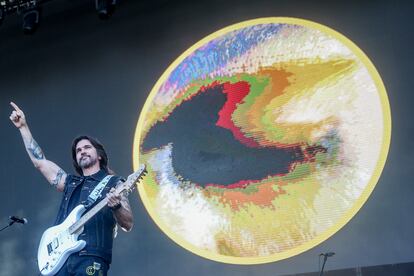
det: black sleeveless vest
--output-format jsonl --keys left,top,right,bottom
{"left": 54, "top": 170, "right": 123, "bottom": 264}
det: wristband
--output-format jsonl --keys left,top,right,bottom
{"left": 110, "top": 202, "right": 122, "bottom": 211}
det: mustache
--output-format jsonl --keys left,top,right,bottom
{"left": 79, "top": 155, "right": 91, "bottom": 163}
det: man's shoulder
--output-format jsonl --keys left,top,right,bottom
{"left": 64, "top": 173, "right": 82, "bottom": 184}
{"left": 61, "top": 173, "right": 82, "bottom": 193}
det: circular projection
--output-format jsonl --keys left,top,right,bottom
{"left": 133, "top": 18, "right": 391, "bottom": 264}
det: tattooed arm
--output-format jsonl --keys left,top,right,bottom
{"left": 9, "top": 102, "right": 67, "bottom": 192}
{"left": 107, "top": 187, "right": 134, "bottom": 231}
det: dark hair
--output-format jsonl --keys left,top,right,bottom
{"left": 71, "top": 135, "right": 113, "bottom": 176}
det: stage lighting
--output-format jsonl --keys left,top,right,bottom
{"left": 22, "top": 8, "right": 40, "bottom": 34}
{"left": 95, "top": 0, "right": 116, "bottom": 20}
{"left": 1, "top": 0, "right": 43, "bottom": 33}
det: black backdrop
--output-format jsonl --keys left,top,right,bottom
{"left": 1, "top": 0, "right": 413, "bottom": 275}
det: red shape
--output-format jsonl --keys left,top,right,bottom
{"left": 216, "top": 81, "right": 261, "bottom": 147}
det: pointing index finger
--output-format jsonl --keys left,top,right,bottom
{"left": 10, "top": 102, "right": 22, "bottom": 112}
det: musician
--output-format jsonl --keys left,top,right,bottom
{"left": 9, "top": 102, "right": 133, "bottom": 276}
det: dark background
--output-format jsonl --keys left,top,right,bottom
{"left": 0, "top": 0, "right": 413, "bottom": 275}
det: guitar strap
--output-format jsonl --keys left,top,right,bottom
{"left": 86, "top": 175, "right": 114, "bottom": 207}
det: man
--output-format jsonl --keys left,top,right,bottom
{"left": 9, "top": 102, "right": 133, "bottom": 275}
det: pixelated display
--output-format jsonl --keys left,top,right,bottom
{"left": 133, "top": 18, "right": 391, "bottom": 264}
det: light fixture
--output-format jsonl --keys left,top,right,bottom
{"left": 22, "top": 7, "right": 40, "bottom": 34}
{"left": 95, "top": 0, "right": 116, "bottom": 20}
{"left": 1, "top": 0, "right": 120, "bottom": 34}
{"left": 0, "top": 0, "right": 42, "bottom": 34}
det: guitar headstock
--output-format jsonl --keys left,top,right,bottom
{"left": 116, "top": 164, "right": 147, "bottom": 196}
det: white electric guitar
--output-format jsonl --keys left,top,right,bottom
{"left": 37, "top": 164, "right": 147, "bottom": 275}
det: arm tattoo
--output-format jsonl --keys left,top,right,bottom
{"left": 28, "top": 138, "right": 45, "bottom": 160}
{"left": 51, "top": 169, "right": 66, "bottom": 188}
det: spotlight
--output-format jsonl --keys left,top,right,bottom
{"left": 95, "top": 0, "right": 116, "bottom": 20}
{"left": 22, "top": 8, "right": 40, "bottom": 34}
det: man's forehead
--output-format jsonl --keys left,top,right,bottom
{"left": 76, "top": 139, "right": 94, "bottom": 149}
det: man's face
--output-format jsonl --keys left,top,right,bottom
{"left": 76, "top": 139, "right": 100, "bottom": 170}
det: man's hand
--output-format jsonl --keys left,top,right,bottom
{"left": 107, "top": 188, "right": 122, "bottom": 209}
{"left": 9, "top": 102, "right": 27, "bottom": 129}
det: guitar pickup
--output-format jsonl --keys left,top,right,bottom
{"left": 47, "top": 238, "right": 60, "bottom": 255}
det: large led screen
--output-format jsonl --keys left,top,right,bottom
{"left": 133, "top": 18, "right": 391, "bottom": 264}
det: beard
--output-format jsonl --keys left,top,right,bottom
{"left": 78, "top": 155, "right": 99, "bottom": 169}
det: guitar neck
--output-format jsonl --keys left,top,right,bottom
{"left": 67, "top": 165, "right": 146, "bottom": 235}
{"left": 68, "top": 198, "right": 109, "bottom": 235}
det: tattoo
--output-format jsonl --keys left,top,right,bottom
{"left": 120, "top": 196, "right": 131, "bottom": 211}
{"left": 28, "top": 138, "right": 44, "bottom": 160}
{"left": 51, "top": 169, "right": 66, "bottom": 188}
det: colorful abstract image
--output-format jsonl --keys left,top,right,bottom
{"left": 133, "top": 18, "right": 391, "bottom": 264}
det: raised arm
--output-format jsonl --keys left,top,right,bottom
{"left": 9, "top": 102, "right": 67, "bottom": 192}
